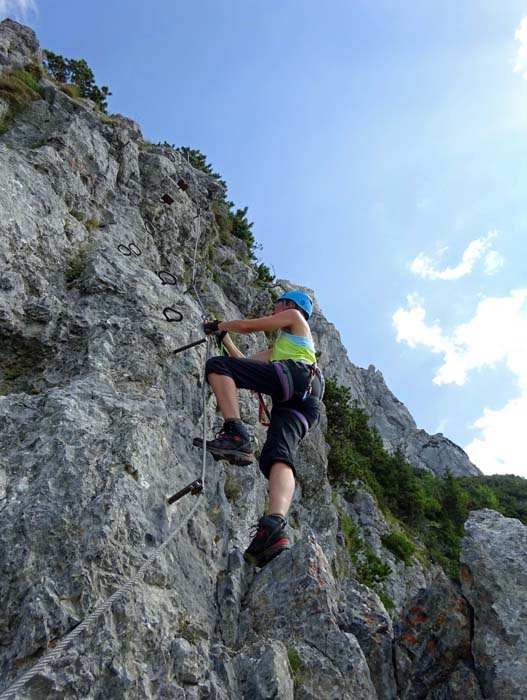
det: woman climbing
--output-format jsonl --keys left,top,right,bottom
{"left": 193, "top": 291, "right": 324, "bottom": 568}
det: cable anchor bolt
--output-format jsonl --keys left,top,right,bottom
{"left": 167, "top": 478, "right": 203, "bottom": 505}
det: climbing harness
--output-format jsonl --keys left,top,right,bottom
{"left": 0, "top": 203, "right": 214, "bottom": 700}
{"left": 258, "top": 393, "right": 272, "bottom": 426}
{"left": 256, "top": 363, "right": 320, "bottom": 427}
{"left": 302, "top": 364, "right": 319, "bottom": 400}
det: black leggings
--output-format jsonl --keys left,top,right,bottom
{"left": 205, "top": 356, "right": 323, "bottom": 478}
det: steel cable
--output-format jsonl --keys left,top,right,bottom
{"left": 0, "top": 206, "right": 212, "bottom": 700}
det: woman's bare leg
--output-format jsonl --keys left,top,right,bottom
{"left": 208, "top": 372, "right": 240, "bottom": 420}
{"left": 268, "top": 462, "right": 295, "bottom": 518}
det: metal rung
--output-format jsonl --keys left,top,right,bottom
{"left": 167, "top": 478, "right": 203, "bottom": 505}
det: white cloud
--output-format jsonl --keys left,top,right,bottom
{"left": 434, "top": 418, "right": 449, "bottom": 435}
{"left": 435, "top": 289, "right": 527, "bottom": 387}
{"left": 483, "top": 249, "right": 505, "bottom": 275}
{"left": 465, "top": 395, "right": 527, "bottom": 475}
{"left": 393, "top": 289, "right": 527, "bottom": 475}
{"left": 393, "top": 294, "right": 451, "bottom": 355}
{"left": 410, "top": 231, "right": 503, "bottom": 280}
{"left": 0, "top": 0, "right": 38, "bottom": 22}
{"left": 514, "top": 16, "right": 527, "bottom": 80}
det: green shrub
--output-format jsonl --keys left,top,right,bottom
{"left": 65, "top": 242, "right": 95, "bottom": 284}
{"left": 178, "top": 148, "right": 274, "bottom": 282}
{"left": 378, "top": 591, "right": 395, "bottom": 612}
{"left": 85, "top": 217, "right": 99, "bottom": 232}
{"left": 254, "top": 261, "right": 275, "bottom": 287}
{"left": 381, "top": 531, "right": 418, "bottom": 566}
{"left": 224, "top": 477, "right": 241, "bottom": 502}
{"left": 287, "top": 647, "right": 306, "bottom": 687}
{"left": 43, "top": 50, "right": 111, "bottom": 112}
{"left": 212, "top": 200, "right": 233, "bottom": 245}
{"left": 230, "top": 206, "right": 255, "bottom": 254}
{"left": 287, "top": 648, "right": 301, "bottom": 674}
{"left": 178, "top": 146, "right": 226, "bottom": 188}
{"left": 60, "top": 84, "right": 82, "bottom": 99}
{"left": 13, "top": 69, "right": 43, "bottom": 95}
{"left": 335, "top": 502, "right": 391, "bottom": 590}
{"left": 323, "top": 378, "right": 527, "bottom": 581}
{"left": 459, "top": 474, "right": 527, "bottom": 522}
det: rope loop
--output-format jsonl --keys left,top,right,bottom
{"left": 157, "top": 271, "right": 178, "bottom": 286}
{"left": 163, "top": 307, "right": 184, "bottom": 323}
{"left": 117, "top": 243, "right": 142, "bottom": 257}
{"left": 144, "top": 220, "right": 155, "bottom": 235}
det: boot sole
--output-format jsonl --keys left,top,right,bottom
{"left": 192, "top": 438, "right": 253, "bottom": 467}
{"left": 244, "top": 541, "right": 291, "bottom": 568}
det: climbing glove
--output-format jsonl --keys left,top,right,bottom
{"left": 203, "top": 319, "right": 222, "bottom": 335}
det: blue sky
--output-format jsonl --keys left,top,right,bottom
{"left": 3, "top": 0, "right": 526, "bottom": 476}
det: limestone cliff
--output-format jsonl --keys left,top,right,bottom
{"left": 1, "top": 19, "right": 523, "bottom": 700}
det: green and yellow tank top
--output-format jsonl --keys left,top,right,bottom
{"left": 271, "top": 331, "right": 317, "bottom": 364}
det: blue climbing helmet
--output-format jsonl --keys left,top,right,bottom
{"left": 276, "top": 291, "right": 313, "bottom": 320}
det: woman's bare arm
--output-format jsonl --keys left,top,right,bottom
{"left": 218, "top": 309, "right": 308, "bottom": 336}
{"left": 221, "top": 334, "right": 245, "bottom": 358}
{"left": 218, "top": 336, "right": 272, "bottom": 362}
{"left": 248, "top": 348, "right": 273, "bottom": 361}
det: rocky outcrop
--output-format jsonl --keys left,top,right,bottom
{"left": 239, "top": 540, "right": 378, "bottom": 700}
{"left": 0, "top": 18, "right": 518, "bottom": 700}
{"left": 394, "top": 572, "right": 482, "bottom": 700}
{"left": 340, "top": 485, "right": 429, "bottom": 610}
{"left": 0, "top": 18, "right": 41, "bottom": 74}
{"left": 359, "top": 366, "right": 480, "bottom": 477}
{"left": 460, "top": 510, "right": 527, "bottom": 700}
{"left": 337, "top": 579, "right": 397, "bottom": 700}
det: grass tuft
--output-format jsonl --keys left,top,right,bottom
{"left": 0, "top": 69, "right": 44, "bottom": 133}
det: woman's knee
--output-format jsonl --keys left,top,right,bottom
{"left": 205, "top": 356, "right": 230, "bottom": 377}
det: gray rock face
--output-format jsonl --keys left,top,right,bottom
{"left": 240, "top": 540, "right": 378, "bottom": 699}
{"left": 394, "top": 572, "right": 483, "bottom": 700}
{"left": 235, "top": 641, "right": 295, "bottom": 700}
{"left": 341, "top": 485, "right": 429, "bottom": 611}
{"left": 337, "top": 579, "right": 397, "bottom": 700}
{"left": 460, "top": 510, "right": 527, "bottom": 700}
{"left": 0, "top": 19, "right": 41, "bottom": 74}
{"left": 0, "top": 19, "right": 514, "bottom": 700}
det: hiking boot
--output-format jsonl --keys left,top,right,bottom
{"left": 244, "top": 514, "right": 291, "bottom": 567}
{"left": 193, "top": 420, "right": 253, "bottom": 467}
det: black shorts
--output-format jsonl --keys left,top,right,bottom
{"left": 205, "top": 356, "right": 324, "bottom": 479}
